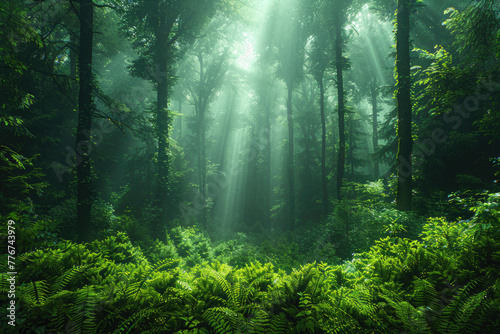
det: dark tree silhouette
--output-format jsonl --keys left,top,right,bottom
{"left": 396, "top": 0, "right": 412, "bottom": 211}
{"left": 76, "top": 0, "right": 94, "bottom": 242}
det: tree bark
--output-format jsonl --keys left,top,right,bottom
{"left": 153, "top": 16, "right": 170, "bottom": 239}
{"left": 370, "top": 79, "right": 379, "bottom": 179}
{"left": 319, "top": 78, "right": 328, "bottom": 216}
{"left": 335, "top": 19, "right": 345, "bottom": 201}
{"left": 199, "top": 101, "right": 207, "bottom": 228}
{"left": 197, "top": 52, "right": 208, "bottom": 229}
{"left": 264, "top": 101, "right": 272, "bottom": 224}
{"left": 286, "top": 83, "right": 295, "bottom": 230}
{"left": 76, "top": 0, "right": 94, "bottom": 243}
{"left": 349, "top": 118, "right": 354, "bottom": 178}
{"left": 396, "top": 0, "right": 412, "bottom": 211}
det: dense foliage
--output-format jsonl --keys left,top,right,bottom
{"left": 1, "top": 192, "right": 499, "bottom": 333}
{"left": 1, "top": 0, "right": 499, "bottom": 332}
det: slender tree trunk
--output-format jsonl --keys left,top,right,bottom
{"left": 371, "top": 80, "right": 379, "bottom": 179}
{"left": 345, "top": 202, "right": 349, "bottom": 242}
{"left": 349, "top": 118, "right": 354, "bottom": 178}
{"left": 197, "top": 109, "right": 202, "bottom": 194}
{"left": 154, "top": 16, "right": 170, "bottom": 239}
{"left": 195, "top": 98, "right": 206, "bottom": 228}
{"left": 302, "top": 118, "right": 312, "bottom": 220}
{"left": 335, "top": 19, "right": 346, "bottom": 201}
{"left": 319, "top": 78, "right": 328, "bottom": 216}
{"left": 70, "top": 33, "right": 77, "bottom": 80}
{"left": 200, "top": 102, "right": 207, "bottom": 228}
{"left": 212, "top": 94, "right": 234, "bottom": 223}
{"left": 286, "top": 83, "right": 295, "bottom": 230}
{"left": 197, "top": 53, "right": 208, "bottom": 228}
{"left": 396, "top": 0, "right": 412, "bottom": 211}
{"left": 178, "top": 99, "right": 183, "bottom": 139}
{"left": 76, "top": 0, "right": 94, "bottom": 243}
{"left": 217, "top": 94, "right": 235, "bottom": 172}
{"left": 264, "top": 102, "right": 272, "bottom": 224}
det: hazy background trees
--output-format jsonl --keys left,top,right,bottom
{"left": 4, "top": 2, "right": 500, "bottom": 331}
{"left": 1, "top": 0, "right": 498, "bottom": 245}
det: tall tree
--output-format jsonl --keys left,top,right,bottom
{"left": 75, "top": 0, "right": 94, "bottom": 242}
{"left": 122, "top": 0, "right": 218, "bottom": 237}
{"left": 395, "top": 0, "right": 412, "bottom": 211}
{"left": 309, "top": 24, "right": 331, "bottom": 217}
{"left": 370, "top": 78, "right": 380, "bottom": 179}
{"left": 329, "top": 0, "right": 353, "bottom": 201}
{"left": 324, "top": 0, "right": 353, "bottom": 200}
{"left": 295, "top": 78, "right": 321, "bottom": 222}
{"left": 249, "top": 65, "right": 275, "bottom": 225}
{"left": 272, "top": 0, "right": 305, "bottom": 229}
{"left": 154, "top": 2, "right": 171, "bottom": 236}
{"left": 411, "top": 0, "right": 500, "bottom": 206}
{"left": 184, "top": 18, "right": 230, "bottom": 228}
{"left": 249, "top": 1, "right": 280, "bottom": 227}
{"left": 0, "top": 0, "right": 47, "bottom": 216}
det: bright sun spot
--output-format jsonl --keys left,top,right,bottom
{"left": 236, "top": 34, "right": 256, "bottom": 71}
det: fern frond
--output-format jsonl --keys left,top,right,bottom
{"left": 20, "top": 280, "right": 49, "bottom": 305}
{"left": 55, "top": 286, "right": 99, "bottom": 334}
{"left": 121, "top": 259, "right": 173, "bottom": 302}
{"left": 52, "top": 265, "right": 86, "bottom": 294}
{"left": 268, "top": 312, "right": 287, "bottom": 334}
{"left": 437, "top": 280, "right": 491, "bottom": 334}
{"left": 213, "top": 271, "right": 232, "bottom": 299}
{"left": 203, "top": 307, "right": 241, "bottom": 333}
{"left": 413, "top": 278, "right": 439, "bottom": 307}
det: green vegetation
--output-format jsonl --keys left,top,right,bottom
{"left": 1, "top": 191, "right": 499, "bottom": 333}
{"left": 1, "top": 0, "right": 499, "bottom": 332}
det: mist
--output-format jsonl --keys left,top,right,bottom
{"left": 2, "top": 0, "right": 499, "bottom": 332}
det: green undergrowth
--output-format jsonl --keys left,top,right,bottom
{"left": 1, "top": 193, "right": 499, "bottom": 333}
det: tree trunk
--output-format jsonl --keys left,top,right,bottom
{"left": 349, "top": 118, "right": 354, "bottom": 178}
{"left": 301, "top": 115, "right": 312, "bottom": 220}
{"left": 70, "top": 33, "right": 77, "bottom": 80}
{"left": 335, "top": 19, "right": 345, "bottom": 201}
{"left": 396, "top": 0, "right": 412, "bottom": 211}
{"left": 370, "top": 79, "right": 379, "bottom": 179}
{"left": 197, "top": 53, "right": 208, "bottom": 229}
{"left": 154, "top": 16, "right": 170, "bottom": 239}
{"left": 76, "top": 0, "right": 94, "bottom": 243}
{"left": 178, "top": 99, "right": 183, "bottom": 139}
{"left": 286, "top": 83, "right": 295, "bottom": 230}
{"left": 319, "top": 78, "right": 328, "bottom": 216}
{"left": 200, "top": 102, "right": 207, "bottom": 228}
{"left": 264, "top": 102, "right": 272, "bottom": 224}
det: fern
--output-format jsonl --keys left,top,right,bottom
{"left": 202, "top": 307, "right": 241, "bottom": 333}
{"left": 412, "top": 277, "right": 442, "bottom": 322}
{"left": 122, "top": 258, "right": 173, "bottom": 302}
{"left": 111, "top": 307, "right": 158, "bottom": 334}
{"left": 268, "top": 312, "right": 287, "bottom": 333}
{"left": 62, "top": 286, "right": 99, "bottom": 334}
{"left": 32, "top": 280, "right": 50, "bottom": 304}
{"left": 436, "top": 277, "right": 492, "bottom": 333}
{"left": 52, "top": 265, "right": 87, "bottom": 294}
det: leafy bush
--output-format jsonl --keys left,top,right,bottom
{"left": 1, "top": 201, "right": 60, "bottom": 253}
{"left": 5, "top": 192, "right": 500, "bottom": 333}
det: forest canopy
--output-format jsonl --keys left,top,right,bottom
{"left": 1, "top": 0, "right": 499, "bottom": 333}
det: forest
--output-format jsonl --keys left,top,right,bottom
{"left": 1, "top": 0, "right": 500, "bottom": 332}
